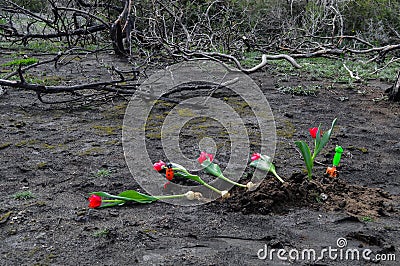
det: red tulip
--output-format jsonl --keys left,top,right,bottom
{"left": 88, "top": 194, "right": 102, "bottom": 208}
{"left": 309, "top": 127, "right": 321, "bottom": 139}
{"left": 153, "top": 160, "right": 166, "bottom": 171}
{"left": 251, "top": 152, "right": 261, "bottom": 161}
{"left": 198, "top": 151, "right": 214, "bottom": 164}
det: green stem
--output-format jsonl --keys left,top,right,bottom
{"left": 103, "top": 199, "right": 125, "bottom": 203}
{"left": 201, "top": 182, "right": 223, "bottom": 194}
{"left": 217, "top": 174, "right": 247, "bottom": 188}
{"left": 270, "top": 169, "right": 285, "bottom": 183}
{"left": 175, "top": 168, "right": 223, "bottom": 195}
{"left": 155, "top": 193, "right": 186, "bottom": 200}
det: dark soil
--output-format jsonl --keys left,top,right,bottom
{"left": 0, "top": 51, "right": 399, "bottom": 265}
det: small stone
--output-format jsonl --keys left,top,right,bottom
{"left": 320, "top": 193, "right": 328, "bottom": 201}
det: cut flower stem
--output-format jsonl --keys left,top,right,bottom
{"left": 216, "top": 174, "right": 247, "bottom": 188}
{"left": 171, "top": 167, "right": 223, "bottom": 195}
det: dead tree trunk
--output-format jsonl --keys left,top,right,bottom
{"left": 110, "top": 0, "right": 132, "bottom": 56}
{"left": 110, "top": 20, "right": 125, "bottom": 55}
{"left": 388, "top": 70, "right": 400, "bottom": 101}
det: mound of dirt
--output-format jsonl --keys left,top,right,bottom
{"left": 226, "top": 173, "right": 399, "bottom": 218}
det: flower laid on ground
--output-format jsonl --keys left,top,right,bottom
{"left": 88, "top": 119, "right": 342, "bottom": 209}
{"left": 153, "top": 160, "right": 171, "bottom": 189}
{"left": 198, "top": 151, "right": 214, "bottom": 164}
{"left": 153, "top": 160, "right": 166, "bottom": 171}
{"left": 88, "top": 194, "right": 102, "bottom": 208}
{"left": 251, "top": 152, "right": 261, "bottom": 161}
{"left": 198, "top": 152, "right": 250, "bottom": 190}
{"left": 249, "top": 153, "right": 284, "bottom": 183}
{"left": 88, "top": 190, "right": 203, "bottom": 208}
{"left": 295, "top": 118, "right": 337, "bottom": 180}
{"left": 154, "top": 160, "right": 227, "bottom": 197}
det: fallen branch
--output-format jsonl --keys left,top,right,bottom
{"left": 0, "top": 78, "right": 207, "bottom": 108}
{"left": 177, "top": 50, "right": 301, "bottom": 73}
{"left": 343, "top": 64, "right": 361, "bottom": 81}
{"left": 0, "top": 79, "right": 125, "bottom": 93}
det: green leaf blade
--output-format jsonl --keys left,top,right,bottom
{"left": 295, "top": 140, "right": 313, "bottom": 179}
{"left": 314, "top": 126, "right": 322, "bottom": 157}
{"left": 201, "top": 160, "right": 223, "bottom": 177}
{"left": 118, "top": 190, "right": 158, "bottom": 203}
{"left": 174, "top": 171, "right": 204, "bottom": 184}
{"left": 249, "top": 159, "right": 272, "bottom": 172}
{"left": 315, "top": 118, "right": 337, "bottom": 156}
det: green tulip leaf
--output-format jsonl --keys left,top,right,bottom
{"left": 250, "top": 158, "right": 284, "bottom": 183}
{"left": 249, "top": 159, "right": 272, "bottom": 172}
{"left": 201, "top": 160, "right": 223, "bottom": 177}
{"left": 100, "top": 201, "right": 126, "bottom": 208}
{"left": 92, "top": 191, "right": 131, "bottom": 201}
{"left": 171, "top": 162, "right": 188, "bottom": 172}
{"left": 90, "top": 191, "right": 158, "bottom": 203}
{"left": 118, "top": 190, "right": 158, "bottom": 203}
{"left": 295, "top": 140, "right": 313, "bottom": 179}
{"left": 314, "top": 118, "right": 337, "bottom": 157}
{"left": 92, "top": 192, "right": 118, "bottom": 198}
{"left": 314, "top": 126, "right": 322, "bottom": 155}
{"left": 174, "top": 171, "right": 204, "bottom": 184}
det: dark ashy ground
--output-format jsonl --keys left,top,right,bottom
{"left": 0, "top": 52, "right": 399, "bottom": 265}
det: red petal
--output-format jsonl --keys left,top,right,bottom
{"left": 198, "top": 152, "right": 207, "bottom": 164}
{"left": 309, "top": 127, "right": 319, "bottom": 139}
{"left": 153, "top": 160, "right": 166, "bottom": 171}
{"left": 198, "top": 151, "right": 214, "bottom": 164}
{"left": 251, "top": 152, "right": 261, "bottom": 161}
{"left": 88, "top": 195, "right": 102, "bottom": 208}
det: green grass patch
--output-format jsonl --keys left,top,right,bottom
{"left": 93, "top": 229, "right": 109, "bottom": 237}
{"left": 77, "top": 147, "right": 104, "bottom": 156}
{"left": 25, "top": 40, "right": 62, "bottom": 53}
{"left": 0, "top": 142, "right": 12, "bottom": 149}
{"left": 92, "top": 125, "right": 122, "bottom": 135}
{"left": 2, "top": 58, "right": 39, "bottom": 67}
{"left": 15, "top": 139, "right": 38, "bottom": 147}
{"left": 269, "top": 57, "right": 400, "bottom": 83}
{"left": 13, "top": 191, "right": 34, "bottom": 200}
{"left": 6, "top": 73, "right": 65, "bottom": 86}
{"left": 361, "top": 216, "right": 374, "bottom": 222}
{"left": 240, "top": 51, "right": 263, "bottom": 67}
{"left": 36, "top": 162, "right": 47, "bottom": 169}
{"left": 277, "top": 85, "right": 320, "bottom": 96}
{"left": 94, "top": 168, "right": 111, "bottom": 178}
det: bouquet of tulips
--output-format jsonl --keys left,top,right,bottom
{"left": 87, "top": 151, "right": 283, "bottom": 208}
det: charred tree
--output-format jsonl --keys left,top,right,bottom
{"left": 388, "top": 70, "right": 400, "bottom": 101}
